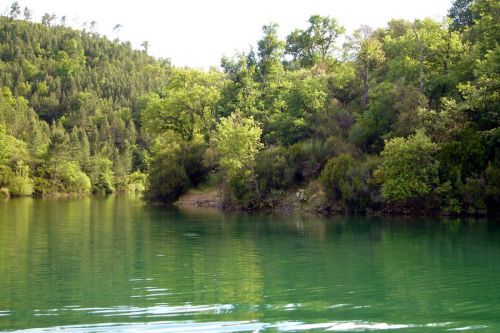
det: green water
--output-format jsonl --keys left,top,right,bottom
{"left": 0, "top": 195, "right": 499, "bottom": 332}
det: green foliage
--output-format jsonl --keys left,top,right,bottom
{"left": 255, "top": 147, "right": 293, "bottom": 195}
{"left": 211, "top": 113, "right": 263, "bottom": 179}
{"left": 0, "top": 164, "right": 34, "bottom": 196}
{"left": 0, "top": 14, "right": 168, "bottom": 196}
{"left": 448, "top": 0, "right": 476, "bottom": 31}
{"left": 144, "top": 141, "right": 208, "bottom": 203}
{"left": 58, "top": 162, "right": 91, "bottom": 194}
{"left": 145, "top": 152, "right": 189, "bottom": 203}
{"left": 470, "top": 0, "right": 500, "bottom": 54}
{"left": 438, "top": 128, "right": 486, "bottom": 184}
{"left": 320, "top": 153, "right": 377, "bottom": 211}
{"left": 0, "top": 123, "right": 33, "bottom": 196}
{"left": 286, "top": 15, "right": 345, "bottom": 67}
{"left": 257, "top": 23, "right": 285, "bottom": 78}
{"left": 0, "top": 2, "right": 498, "bottom": 215}
{"left": 375, "top": 131, "right": 439, "bottom": 203}
{"left": 86, "top": 156, "right": 114, "bottom": 194}
{"left": 484, "top": 163, "right": 500, "bottom": 215}
{"left": 350, "top": 83, "right": 428, "bottom": 151}
{"left": 141, "top": 68, "right": 225, "bottom": 141}
{"left": 4, "top": 174, "right": 33, "bottom": 196}
{"left": 210, "top": 112, "right": 263, "bottom": 204}
{"left": 458, "top": 45, "right": 499, "bottom": 130}
{"left": 125, "top": 171, "right": 147, "bottom": 193}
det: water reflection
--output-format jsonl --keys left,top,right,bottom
{"left": 0, "top": 196, "right": 499, "bottom": 332}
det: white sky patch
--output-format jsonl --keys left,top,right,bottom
{"left": 1, "top": 0, "right": 453, "bottom": 68}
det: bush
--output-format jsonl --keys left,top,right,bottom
{"left": 484, "top": 163, "right": 500, "bottom": 215}
{"left": 438, "top": 128, "right": 486, "bottom": 184}
{"left": 126, "top": 170, "right": 147, "bottom": 193}
{"left": 226, "top": 169, "right": 256, "bottom": 205}
{"left": 179, "top": 141, "right": 208, "bottom": 187}
{"left": 320, "top": 153, "right": 375, "bottom": 212}
{"left": 144, "top": 141, "right": 208, "bottom": 203}
{"left": 0, "top": 187, "right": 9, "bottom": 198}
{"left": 0, "top": 165, "right": 33, "bottom": 196}
{"left": 255, "top": 147, "right": 293, "bottom": 195}
{"left": 8, "top": 175, "right": 34, "bottom": 196}
{"left": 144, "top": 155, "right": 190, "bottom": 202}
{"left": 59, "top": 162, "right": 91, "bottom": 194}
{"left": 374, "top": 130, "right": 439, "bottom": 203}
{"left": 85, "top": 156, "right": 115, "bottom": 193}
{"left": 286, "top": 136, "right": 354, "bottom": 184}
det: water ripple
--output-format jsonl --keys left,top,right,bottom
{"left": 4, "top": 319, "right": 459, "bottom": 332}
{"left": 68, "top": 304, "right": 235, "bottom": 317}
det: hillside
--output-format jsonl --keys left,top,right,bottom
{"left": 0, "top": 14, "right": 169, "bottom": 195}
{"left": 1, "top": 0, "right": 499, "bottom": 216}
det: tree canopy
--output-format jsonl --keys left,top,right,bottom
{"left": 1, "top": 1, "right": 498, "bottom": 215}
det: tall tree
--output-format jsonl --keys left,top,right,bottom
{"left": 346, "top": 26, "right": 385, "bottom": 107}
{"left": 141, "top": 68, "right": 225, "bottom": 141}
{"left": 9, "top": 2, "right": 20, "bottom": 19}
{"left": 286, "top": 15, "right": 345, "bottom": 67}
{"left": 448, "top": 0, "right": 476, "bottom": 31}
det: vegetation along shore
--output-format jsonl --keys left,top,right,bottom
{"left": 0, "top": 0, "right": 498, "bottom": 216}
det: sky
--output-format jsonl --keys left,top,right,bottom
{"left": 2, "top": 0, "right": 453, "bottom": 69}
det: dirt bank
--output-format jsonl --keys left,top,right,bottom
{"left": 175, "top": 189, "right": 220, "bottom": 208}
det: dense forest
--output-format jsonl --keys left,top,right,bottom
{"left": 0, "top": 0, "right": 498, "bottom": 215}
{"left": 0, "top": 2, "right": 169, "bottom": 196}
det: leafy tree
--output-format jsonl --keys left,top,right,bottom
{"left": 458, "top": 45, "right": 499, "bottom": 129}
{"left": 47, "top": 121, "right": 71, "bottom": 184}
{"left": 141, "top": 40, "right": 149, "bottom": 54}
{"left": 469, "top": 0, "right": 500, "bottom": 55}
{"left": 448, "top": 0, "right": 476, "bottom": 31}
{"left": 320, "top": 153, "right": 377, "bottom": 211}
{"left": 142, "top": 68, "right": 225, "bottom": 141}
{"left": 41, "top": 13, "right": 55, "bottom": 26}
{"left": 9, "top": 2, "right": 20, "bottom": 19}
{"left": 257, "top": 23, "right": 285, "bottom": 79}
{"left": 58, "top": 162, "right": 91, "bottom": 193}
{"left": 210, "top": 112, "right": 263, "bottom": 203}
{"left": 144, "top": 141, "right": 208, "bottom": 203}
{"left": 86, "top": 155, "right": 114, "bottom": 193}
{"left": 0, "top": 124, "right": 33, "bottom": 196}
{"left": 375, "top": 130, "right": 439, "bottom": 203}
{"left": 23, "top": 6, "right": 31, "bottom": 20}
{"left": 220, "top": 55, "right": 262, "bottom": 119}
{"left": 286, "top": 15, "right": 345, "bottom": 67}
{"left": 0, "top": 2, "right": 497, "bottom": 214}
{"left": 346, "top": 26, "right": 385, "bottom": 107}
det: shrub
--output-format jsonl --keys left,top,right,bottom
{"left": 374, "top": 130, "right": 439, "bottom": 203}
{"left": 484, "top": 163, "right": 500, "bottom": 215}
{"left": 286, "top": 136, "right": 354, "bottom": 184}
{"left": 8, "top": 174, "right": 34, "bottom": 196}
{"left": 59, "top": 162, "right": 91, "bottom": 194}
{"left": 144, "top": 155, "right": 190, "bottom": 202}
{"left": 209, "top": 113, "right": 262, "bottom": 205}
{"left": 144, "top": 141, "right": 208, "bottom": 203}
{"left": 0, "top": 165, "right": 33, "bottom": 196}
{"left": 126, "top": 170, "right": 147, "bottom": 193}
{"left": 320, "top": 153, "right": 375, "bottom": 211}
{"left": 255, "top": 147, "right": 293, "bottom": 195}
{"left": 85, "top": 156, "right": 115, "bottom": 193}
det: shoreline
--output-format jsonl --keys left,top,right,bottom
{"left": 173, "top": 188, "right": 496, "bottom": 219}
{"left": 3, "top": 190, "right": 496, "bottom": 219}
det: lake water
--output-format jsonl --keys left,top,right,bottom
{"left": 0, "top": 195, "right": 499, "bottom": 332}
